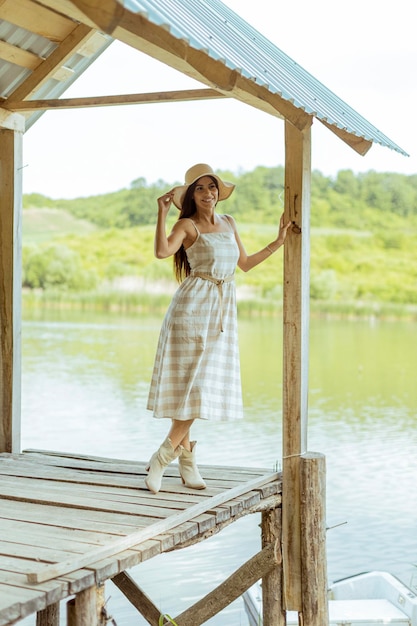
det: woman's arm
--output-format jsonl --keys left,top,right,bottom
{"left": 228, "top": 213, "right": 292, "bottom": 272}
{"left": 154, "top": 191, "right": 189, "bottom": 259}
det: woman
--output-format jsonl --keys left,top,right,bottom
{"left": 145, "top": 164, "right": 291, "bottom": 494}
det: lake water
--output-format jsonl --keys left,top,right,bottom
{"left": 19, "top": 310, "right": 417, "bottom": 625}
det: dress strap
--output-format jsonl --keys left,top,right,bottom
{"left": 189, "top": 220, "right": 200, "bottom": 237}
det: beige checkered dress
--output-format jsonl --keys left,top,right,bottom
{"left": 147, "top": 219, "right": 243, "bottom": 421}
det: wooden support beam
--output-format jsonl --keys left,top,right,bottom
{"left": 112, "top": 571, "right": 161, "bottom": 625}
{"left": 112, "top": 541, "right": 280, "bottom": 626}
{"left": 320, "top": 119, "right": 373, "bottom": 156}
{"left": 33, "top": 0, "right": 99, "bottom": 29}
{"left": 0, "top": 128, "right": 23, "bottom": 454}
{"left": 0, "top": 0, "right": 76, "bottom": 41}
{"left": 4, "top": 88, "right": 228, "bottom": 111}
{"left": 36, "top": 603, "right": 59, "bottom": 626}
{"left": 261, "top": 507, "right": 285, "bottom": 625}
{"left": 0, "top": 40, "right": 43, "bottom": 70}
{"left": 167, "top": 542, "right": 279, "bottom": 626}
{"left": 282, "top": 119, "right": 312, "bottom": 611}
{"left": 300, "top": 452, "right": 329, "bottom": 625}
{"left": 7, "top": 23, "right": 94, "bottom": 103}
{"left": 0, "top": 108, "right": 25, "bottom": 132}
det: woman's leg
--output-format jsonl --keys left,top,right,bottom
{"left": 167, "top": 419, "right": 194, "bottom": 450}
{"left": 145, "top": 419, "right": 193, "bottom": 494}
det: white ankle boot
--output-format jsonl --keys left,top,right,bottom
{"left": 145, "top": 438, "right": 181, "bottom": 494}
{"left": 178, "top": 441, "right": 206, "bottom": 490}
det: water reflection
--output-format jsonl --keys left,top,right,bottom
{"left": 19, "top": 311, "right": 417, "bottom": 625}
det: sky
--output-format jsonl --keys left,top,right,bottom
{"left": 21, "top": 0, "right": 416, "bottom": 199}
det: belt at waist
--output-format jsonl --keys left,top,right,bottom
{"left": 192, "top": 272, "right": 235, "bottom": 332}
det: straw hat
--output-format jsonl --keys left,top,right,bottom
{"left": 172, "top": 163, "right": 235, "bottom": 209}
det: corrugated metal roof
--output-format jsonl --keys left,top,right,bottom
{"left": 120, "top": 0, "right": 408, "bottom": 157}
{"left": 0, "top": 18, "right": 112, "bottom": 129}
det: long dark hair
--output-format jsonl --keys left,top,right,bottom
{"left": 173, "top": 176, "right": 219, "bottom": 282}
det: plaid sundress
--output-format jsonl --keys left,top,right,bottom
{"left": 147, "top": 219, "right": 243, "bottom": 421}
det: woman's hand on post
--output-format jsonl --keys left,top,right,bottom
{"left": 276, "top": 213, "right": 292, "bottom": 246}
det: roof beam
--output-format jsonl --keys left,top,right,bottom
{"left": 29, "top": 0, "right": 99, "bottom": 29}
{"left": 320, "top": 119, "right": 372, "bottom": 156}
{"left": 3, "top": 88, "right": 229, "bottom": 111}
{"left": 0, "top": 108, "right": 25, "bottom": 132}
{"left": 1, "top": 0, "right": 76, "bottom": 41}
{"left": 6, "top": 23, "right": 95, "bottom": 102}
{"left": 0, "top": 40, "right": 43, "bottom": 71}
{"left": 66, "top": 0, "right": 312, "bottom": 130}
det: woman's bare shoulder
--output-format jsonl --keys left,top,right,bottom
{"left": 172, "top": 217, "right": 196, "bottom": 233}
{"left": 222, "top": 214, "right": 237, "bottom": 230}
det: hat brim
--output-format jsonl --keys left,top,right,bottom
{"left": 172, "top": 174, "right": 235, "bottom": 210}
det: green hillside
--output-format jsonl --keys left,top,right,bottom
{"left": 21, "top": 166, "right": 417, "bottom": 318}
{"left": 23, "top": 208, "right": 97, "bottom": 243}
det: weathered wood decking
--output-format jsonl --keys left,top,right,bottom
{"left": 0, "top": 450, "right": 282, "bottom": 625}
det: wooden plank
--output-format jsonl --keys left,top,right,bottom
{"left": 0, "top": 470, "right": 192, "bottom": 506}
{"left": 7, "top": 23, "right": 94, "bottom": 102}
{"left": 0, "top": 583, "right": 47, "bottom": 621}
{"left": 27, "top": 472, "right": 278, "bottom": 583}
{"left": 21, "top": 449, "right": 271, "bottom": 476}
{"left": 0, "top": 539, "right": 85, "bottom": 562}
{"left": 0, "top": 477, "right": 189, "bottom": 517}
{"left": 34, "top": 0, "right": 100, "bottom": 29}
{"left": 0, "top": 40, "right": 41, "bottom": 70}
{"left": 0, "top": 458, "right": 261, "bottom": 499}
{"left": 0, "top": 459, "right": 213, "bottom": 498}
{"left": 0, "top": 555, "right": 97, "bottom": 596}
{"left": 0, "top": 499, "right": 156, "bottom": 534}
{"left": 5, "top": 88, "right": 228, "bottom": 111}
{"left": 282, "top": 120, "right": 312, "bottom": 612}
{"left": 0, "top": 128, "right": 23, "bottom": 454}
{"left": 22, "top": 449, "right": 270, "bottom": 471}
{"left": 0, "top": 569, "right": 68, "bottom": 602}
{"left": 0, "top": 0, "right": 75, "bottom": 41}
{"left": 0, "top": 519, "right": 119, "bottom": 550}
{"left": 0, "top": 594, "right": 23, "bottom": 625}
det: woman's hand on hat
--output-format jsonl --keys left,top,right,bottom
{"left": 157, "top": 190, "right": 175, "bottom": 213}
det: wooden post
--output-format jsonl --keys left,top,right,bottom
{"left": 36, "top": 603, "right": 59, "bottom": 626}
{"left": 97, "top": 583, "right": 108, "bottom": 625}
{"left": 300, "top": 452, "right": 329, "bottom": 625}
{"left": 282, "top": 119, "right": 312, "bottom": 611}
{"left": 0, "top": 126, "right": 23, "bottom": 453}
{"left": 261, "top": 507, "right": 285, "bottom": 625}
{"left": 67, "top": 587, "right": 98, "bottom": 626}
{"left": 67, "top": 598, "right": 76, "bottom": 626}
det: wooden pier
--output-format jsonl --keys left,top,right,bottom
{"left": 0, "top": 450, "right": 282, "bottom": 625}
{"left": 1, "top": 0, "right": 401, "bottom": 623}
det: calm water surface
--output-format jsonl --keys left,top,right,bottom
{"left": 19, "top": 311, "right": 417, "bottom": 625}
